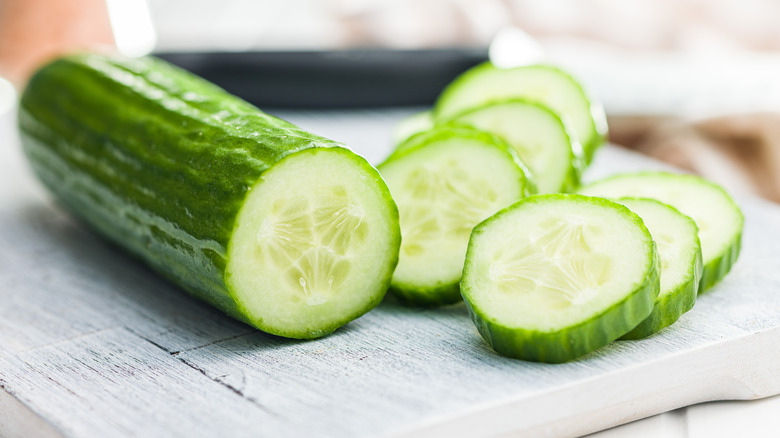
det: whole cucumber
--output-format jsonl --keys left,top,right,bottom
{"left": 19, "top": 53, "right": 400, "bottom": 339}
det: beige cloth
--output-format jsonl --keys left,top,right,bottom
{"left": 610, "top": 114, "right": 780, "bottom": 203}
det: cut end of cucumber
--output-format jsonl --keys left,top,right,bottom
{"left": 226, "top": 147, "right": 400, "bottom": 338}
{"left": 462, "top": 194, "right": 660, "bottom": 362}
{"left": 379, "top": 127, "right": 531, "bottom": 305}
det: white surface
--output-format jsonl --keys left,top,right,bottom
{"left": 1, "top": 107, "right": 780, "bottom": 437}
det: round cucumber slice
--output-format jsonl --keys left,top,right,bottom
{"left": 227, "top": 147, "right": 400, "bottom": 339}
{"left": 617, "top": 198, "right": 703, "bottom": 339}
{"left": 461, "top": 194, "right": 660, "bottom": 362}
{"left": 434, "top": 63, "right": 607, "bottom": 164}
{"left": 578, "top": 172, "right": 743, "bottom": 292}
{"left": 378, "top": 127, "right": 532, "bottom": 306}
{"left": 450, "top": 99, "right": 585, "bottom": 193}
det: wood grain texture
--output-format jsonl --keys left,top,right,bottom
{"left": 1, "top": 109, "right": 779, "bottom": 438}
{"left": 0, "top": 328, "right": 277, "bottom": 438}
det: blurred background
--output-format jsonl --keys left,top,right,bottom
{"left": 2, "top": 0, "right": 780, "bottom": 201}
{"left": 1, "top": 3, "right": 778, "bottom": 436}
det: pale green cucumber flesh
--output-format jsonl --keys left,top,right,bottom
{"left": 227, "top": 148, "right": 400, "bottom": 338}
{"left": 379, "top": 127, "right": 531, "bottom": 306}
{"left": 617, "top": 198, "right": 703, "bottom": 339}
{"left": 461, "top": 194, "right": 660, "bottom": 362}
{"left": 434, "top": 63, "right": 607, "bottom": 163}
{"left": 578, "top": 172, "right": 743, "bottom": 292}
{"left": 451, "top": 99, "right": 584, "bottom": 193}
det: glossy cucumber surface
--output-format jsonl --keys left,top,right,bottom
{"left": 19, "top": 53, "right": 400, "bottom": 339}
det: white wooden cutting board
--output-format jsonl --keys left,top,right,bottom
{"left": 1, "top": 109, "right": 779, "bottom": 438}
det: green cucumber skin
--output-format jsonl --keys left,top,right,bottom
{"left": 433, "top": 62, "right": 607, "bottom": 164}
{"left": 390, "top": 282, "right": 461, "bottom": 308}
{"left": 699, "top": 230, "right": 742, "bottom": 292}
{"left": 19, "top": 53, "right": 394, "bottom": 338}
{"left": 621, "top": 249, "right": 702, "bottom": 340}
{"left": 461, "top": 195, "right": 660, "bottom": 363}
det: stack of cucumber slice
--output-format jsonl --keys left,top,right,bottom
{"left": 385, "top": 61, "right": 744, "bottom": 362}
{"left": 578, "top": 172, "right": 744, "bottom": 292}
{"left": 394, "top": 63, "right": 602, "bottom": 193}
{"left": 435, "top": 63, "right": 607, "bottom": 165}
{"left": 461, "top": 194, "right": 661, "bottom": 362}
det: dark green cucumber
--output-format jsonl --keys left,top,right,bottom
{"left": 18, "top": 53, "right": 401, "bottom": 339}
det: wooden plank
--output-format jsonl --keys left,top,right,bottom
{"left": 398, "top": 326, "right": 780, "bottom": 438}
{"left": 0, "top": 328, "right": 273, "bottom": 438}
{"left": 1, "top": 109, "right": 780, "bottom": 437}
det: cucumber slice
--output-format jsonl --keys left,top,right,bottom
{"left": 434, "top": 63, "right": 607, "bottom": 163}
{"left": 450, "top": 99, "right": 584, "bottom": 193}
{"left": 578, "top": 172, "right": 743, "bottom": 292}
{"left": 461, "top": 194, "right": 660, "bottom": 362}
{"left": 378, "top": 127, "right": 532, "bottom": 306}
{"left": 392, "top": 110, "right": 433, "bottom": 145}
{"left": 617, "top": 198, "right": 703, "bottom": 339}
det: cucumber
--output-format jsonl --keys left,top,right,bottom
{"left": 617, "top": 198, "right": 703, "bottom": 339}
{"left": 18, "top": 53, "right": 401, "bottom": 339}
{"left": 434, "top": 63, "right": 607, "bottom": 163}
{"left": 378, "top": 126, "right": 533, "bottom": 306}
{"left": 578, "top": 172, "right": 743, "bottom": 292}
{"left": 461, "top": 194, "right": 660, "bottom": 362}
{"left": 450, "top": 99, "right": 584, "bottom": 193}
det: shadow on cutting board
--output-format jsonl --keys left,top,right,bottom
{"left": 3, "top": 201, "right": 283, "bottom": 354}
